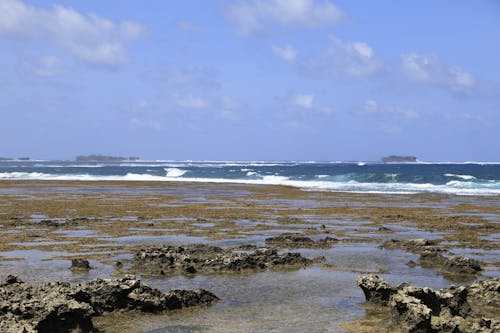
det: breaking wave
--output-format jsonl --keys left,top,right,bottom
{"left": 444, "top": 173, "right": 477, "bottom": 181}
{"left": 164, "top": 168, "right": 187, "bottom": 177}
{"left": 0, "top": 171, "right": 499, "bottom": 196}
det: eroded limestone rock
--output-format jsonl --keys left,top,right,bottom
{"left": 133, "top": 244, "right": 312, "bottom": 276}
{"left": 265, "top": 233, "right": 338, "bottom": 249}
{"left": 0, "top": 275, "right": 218, "bottom": 333}
{"left": 382, "top": 238, "right": 483, "bottom": 280}
{"left": 357, "top": 275, "right": 500, "bottom": 333}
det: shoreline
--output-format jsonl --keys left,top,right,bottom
{"left": 0, "top": 180, "right": 498, "bottom": 332}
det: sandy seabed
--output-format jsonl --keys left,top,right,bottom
{"left": 0, "top": 180, "right": 498, "bottom": 332}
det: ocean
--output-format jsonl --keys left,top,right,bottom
{"left": 0, "top": 160, "right": 499, "bottom": 196}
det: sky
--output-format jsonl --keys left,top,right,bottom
{"left": 0, "top": 0, "right": 499, "bottom": 161}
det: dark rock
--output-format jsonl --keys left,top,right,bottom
{"left": 67, "top": 217, "right": 90, "bottom": 224}
{"left": 381, "top": 238, "right": 442, "bottom": 254}
{"left": 40, "top": 219, "right": 62, "bottom": 227}
{"left": 232, "top": 244, "right": 259, "bottom": 251}
{"left": 1, "top": 275, "right": 24, "bottom": 286}
{"left": 0, "top": 275, "right": 218, "bottom": 333}
{"left": 74, "top": 275, "right": 217, "bottom": 314}
{"left": 133, "top": 244, "right": 312, "bottom": 276}
{"left": 382, "top": 238, "right": 482, "bottom": 280}
{"left": 419, "top": 251, "right": 482, "bottom": 276}
{"left": 406, "top": 260, "right": 417, "bottom": 267}
{"left": 443, "top": 256, "right": 482, "bottom": 274}
{"left": 0, "top": 279, "right": 94, "bottom": 333}
{"left": 265, "top": 233, "right": 338, "bottom": 249}
{"left": 71, "top": 259, "right": 91, "bottom": 270}
{"left": 468, "top": 278, "right": 500, "bottom": 308}
{"left": 389, "top": 289, "right": 432, "bottom": 333}
{"left": 357, "top": 275, "right": 499, "bottom": 333}
{"left": 357, "top": 275, "right": 397, "bottom": 306}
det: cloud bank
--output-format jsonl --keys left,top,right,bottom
{"left": 400, "top": 53, "right": 475, "bottom": 94}
{"left": 226, "top": 0, "right": 343, "bottom": 35}
{"left": 0, "top": 0, "right": 146, "bottom": 67}
{"left": 273, "top": 37, "right": 383, "bottom": 79}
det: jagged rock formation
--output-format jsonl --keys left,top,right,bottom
{"left": 133, "top": 244, "right": 312, "bottom": 276}
{"left": 357, "top": 275, "right": 499, "bottom": 333}
{"left": 265, "top": 233, "right": 338, "bottom": 249}
{"left": 0, "top": 275, "right": 218, "bottom": 333}
{"left": 381, "top": 239, "right": 482, "bottom": 279}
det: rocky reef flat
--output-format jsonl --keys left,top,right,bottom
{"left": 0, "top": 180, "right": 498, "bottom": 332}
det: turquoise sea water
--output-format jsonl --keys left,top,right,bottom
{"left": 1, "top": 160, "right": 499, "bottom": 195}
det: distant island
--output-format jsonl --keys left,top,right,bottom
{"left": 75, "top": 155, "right": 140, "bottom": 162}
{"left": 381, "top": 155, "right": 417, "bottom": 163}
{"left": 0, "top": 157, "right": 30, "bottom": 161}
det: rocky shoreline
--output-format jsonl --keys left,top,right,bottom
{"left": 3, "top": 237, "right": 496, "bottom": 332}
{"left": 0, "top": 275, "right": 218, "bottom": 333}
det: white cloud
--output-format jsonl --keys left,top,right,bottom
{"left": 0, "top": 0, "right": 146, "bottom": 67}
{"left": 172, "top": 94, "right": 209, "bottom": 109}
{"left": 272, "top": 44, "right": 297, "bottom": 62}
{"left": 24, "top": 56, "right": 65, "bottom": 77}
{"left": 291, "top": 94, "right": 314, "bottom": 109}
{"left": 363, "top": 99, "right": 419, "bottom": 120}
{"left": 298, "top": 36, "right": 383, "bottom": 78}
{"left": 226, "top": 0, "right": 343, "bottom": 35}
{"left": 401, "top": 53, "right": 475, "bottom": 93}
{"left": 287, "top": 93, "right": 333, "bottom": 115}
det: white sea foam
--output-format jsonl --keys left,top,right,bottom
{"left": 164, "top": 168, "right": 187, "bottom": 177}
{"left": 357, "top": 162, "right": 366, "bottom": 166}
{"left": 316, "top": 175, "right": 330, "bottom": 178}
{"left": 1, "top": 172, "right": 499, "bottom": 196}
{"left": 444, "top": 173, "right": 477, "bottom": 180}
{"left": 35, "top": 164, "right": 107, "bottom": 168}
{"left": 246, "top": 171, "right": 258, "bottom": 176}
{"left": 261, "top": 175, "right": 290, "bottom": 182}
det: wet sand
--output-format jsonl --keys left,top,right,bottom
{"left": 0, "top": 180, "right": 498, "bottom": 332}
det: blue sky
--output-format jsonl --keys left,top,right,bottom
{"left": 0, "top": 0, "right": 499, "bottom": 161}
